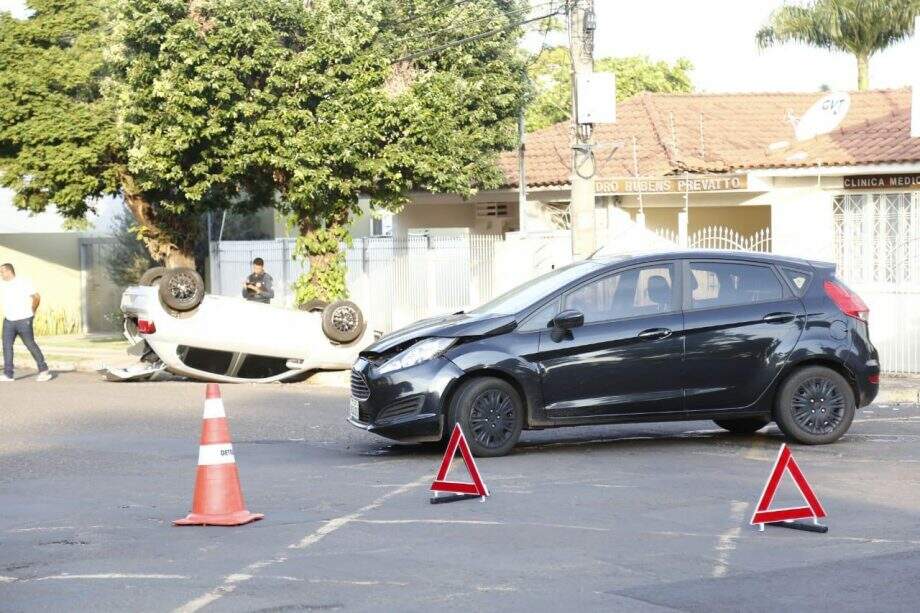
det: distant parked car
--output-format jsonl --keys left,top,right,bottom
{"left": 115, "top": 267, "right": 373, "bottom": 383}
{"left": 348, "top": 251, "right": 880, "bottom": 456}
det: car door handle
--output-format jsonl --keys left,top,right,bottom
{"left": 638, "top": 328, "right": 672, "bottom": 340}
{"left": 763, "top": 312, "right": 795, "bottom": 323}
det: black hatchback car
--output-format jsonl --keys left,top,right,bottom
{"left": 348, "top": 251, "right": 880, "bottom": 457}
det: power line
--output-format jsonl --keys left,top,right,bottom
{"left": 393, "top": 6, "right": 563, "bottom": 63}
{"left": 384, "top": 0, "right": 481, "bottom": 29}
{"left": 396, "top": 1, "right": 558, "bottom": 46}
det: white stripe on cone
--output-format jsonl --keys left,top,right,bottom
{"left": 202, "top": 398, "right": 226, "bottom": 419}
{"left": 198, "top": 443, "right": 235, "bottom": 466}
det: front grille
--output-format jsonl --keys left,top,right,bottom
{"left": 376, "top": 396, "right": 424, "bottom": 424}
{"left": 350, "top": 369, "right": 371, "bottom": 400}
{"left": 359, "top": 404, "right": 372, "bottom": 423}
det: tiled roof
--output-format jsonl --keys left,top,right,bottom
{"left": 499, "top": 88, "right": 918, "bottom": 188}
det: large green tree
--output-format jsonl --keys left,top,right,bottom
{"left": 756, "top": 0, "right": 920, "bottom": 91}
{"left": 525, "top": 47, "right": 694, "bottom": 130}
{"left": 1, "top": 0, "right": 529, "bottom": 282}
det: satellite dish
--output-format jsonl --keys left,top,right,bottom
{"left": 794, "top": 92, "right": 850, "bottom": 142}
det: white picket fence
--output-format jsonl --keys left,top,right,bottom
{"left": 651, "top": 226, "right": 772, "bottom": 252}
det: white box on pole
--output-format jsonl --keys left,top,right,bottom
{"left": 576, "top": 71, "right": 616, "bottom": 125}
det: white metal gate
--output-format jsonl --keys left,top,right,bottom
{"left": 345, "top": 234, "right": 502, "bottom": 333}
{"left": 834, "top": 193, "right": 920, "bottom": 374}
{"left": 650, "top": 225, "right": 771, "bottom": 252}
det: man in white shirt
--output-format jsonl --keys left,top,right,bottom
{"left": 1, "top": 263, "right": 51, "bottom": 382}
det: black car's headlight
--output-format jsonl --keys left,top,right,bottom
{"left": 377, "top": 338, "right": 456, "bottom": 374}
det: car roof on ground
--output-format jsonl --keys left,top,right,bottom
{"left": 592, "top": 250, "right": 830, "bottom": 269}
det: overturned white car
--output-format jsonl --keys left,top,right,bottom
{"left": 112, "top": 267, "right": 373, "bottom": 383}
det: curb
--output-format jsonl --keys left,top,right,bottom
{"left": 876, "top": 388, "right": 920, "bottom": 404}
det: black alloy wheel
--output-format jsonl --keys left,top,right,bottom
{"left": 774, "top": 365, "right": 855, "bottom": 445}
{"left": 469, "top": 389, "right": 517, "bottom": 449}
{"left": 449, "top": 377, "right": 523, "bottom": 457}
{"left": 791, "top": 377, "right": 846, "bottom": 435}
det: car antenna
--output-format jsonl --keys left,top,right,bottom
{"left": 586, "top": 246, "right": 604, "bottom": 259}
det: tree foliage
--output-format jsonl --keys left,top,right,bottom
{"left": 0, "top": 0, "right": 121, "bottom": 218}
{"left": 756, "top": 0, "right": 920, "bottom": 90}
{"left": 525, "top": 47, "right": 694, "bottom": 131}
{"left": 1, "top": 0, "right": 529, "bottom": 291}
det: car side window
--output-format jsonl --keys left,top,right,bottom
{"left": 563, "top": 264, "right": 675, "bottom": 324}
{"left": 689, "top": 262, "right": 783, "bottom": 309}
{"left": 781, "top": 267, "right": 812, "bottom": 296}
{"left": 519, "top": 300, "right": 559, "bottom": 332}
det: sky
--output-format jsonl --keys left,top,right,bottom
{"left": 0, "top": 0, "right": 915, "bottom": 93}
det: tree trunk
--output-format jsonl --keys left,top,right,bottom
{"left": 120, "top": 173, "right": 198, "bottom": 269}
{"left": 856, "top": 54, "right": 869, "bottom": 91}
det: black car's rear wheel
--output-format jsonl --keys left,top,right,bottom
{"left": 713, "top": 417, "right": 770, "bottom": 435}
{"left": 448, "top": 377, "right": 523, "bottom": 457}
{"left": 774, "top": 366, "right": 855, "bottom": 445}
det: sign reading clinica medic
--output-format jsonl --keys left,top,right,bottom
{"left": 595, "top": 174, "right": 747, "bottom": 195}
{"left": 843, "top": 174, "right": 920, "bottom": 190}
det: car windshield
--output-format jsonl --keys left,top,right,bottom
{"left": 469, "top": 260, "right": 609, "bottom": 316}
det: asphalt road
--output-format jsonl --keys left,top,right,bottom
{"left": 2, "top": 373, "right": 920, "bottom": 612}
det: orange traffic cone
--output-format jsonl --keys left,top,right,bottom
{"left": 174, "top": 384, "right": 263, "bottom": 526}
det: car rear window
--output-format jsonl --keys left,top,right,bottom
{"left": 780, "top": 267, "right": 813, "bottom": 296}
{"left": 689, "top": 262, "right": 783, "bottom": 309}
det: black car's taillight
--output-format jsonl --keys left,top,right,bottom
{"left": 823, "top": 279, "right": 869, "bottom": 322}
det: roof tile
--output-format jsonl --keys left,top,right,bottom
{"left": 500, "top": 88, "right": 918, "bottom": 188}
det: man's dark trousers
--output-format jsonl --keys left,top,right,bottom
{"left": 2, "top": 317, "right": 48, "bottom": 378}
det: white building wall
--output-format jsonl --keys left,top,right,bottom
{"left": 769, "top": 182, "right": 835, "bottom": 262}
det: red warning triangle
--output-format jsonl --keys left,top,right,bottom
{"left": 430, "top": 424, "right": 490, "bottom": 497}
{"left": 751, "top": 444, "right": 826, "bottom": 525}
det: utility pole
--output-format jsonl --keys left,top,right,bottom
{"left": 567, "top": 0, "right": 596, "bottom": 257}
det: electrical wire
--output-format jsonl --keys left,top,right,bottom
{"left": 395, "top": 1, "right": 558, "bottom": 46}
{"left": 384, "top": 0, "right": 481, "bottom": 28}
{"left": 393, "top": 6, "right": 563, "bottom": 63}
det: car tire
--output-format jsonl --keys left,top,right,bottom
{"left": 299, "top": 299, "right": 329, "bottom": 312}
{"left": 448, "top": 377, "right": 523, "bottom": 457}
{"left": 138, "top": 267, "right": 167, "bottom": 287}
{"left": 321, "top": 300, "right": 364, "bottom": 343}
{"left": 774, "top": 366, "right": 855, "bottom": 445}
{"left": 158, "top": 267, "right": 205, "bottom": 312}
{"left": 713, "top": 417, "right": 770, "bottom": 435}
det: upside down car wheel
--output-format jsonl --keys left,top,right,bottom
{"left": 138, "top": 266, "right": 167, "bottom": 287}
{"left": 159, "top": 267, "right": 205, "bottom": 312}
{"left": 321, "top": 300, "right": 364, "bottom": 343}
{"left": 298, "top": 299, "right": 329, "bottom": 312}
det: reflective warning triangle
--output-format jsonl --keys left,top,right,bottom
{"left": 430, "top": 424, "right": 490, "bottom": 497}
{"left": 751, "top": 443, "right": 826, "bottom": 525}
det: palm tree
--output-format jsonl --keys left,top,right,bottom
{"left": 756, "top": 0, "right": 920, "bottom": 91}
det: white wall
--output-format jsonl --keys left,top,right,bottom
{"left": 0, "top": 189, "right": 122, "bottom": 234}
{"left": 770, "top": 184, "right": 835, "bottom": 262}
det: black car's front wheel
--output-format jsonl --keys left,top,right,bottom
{"left": 713, "top": 417, "right": 770, "bottom": 435}
{"left": 448, "top": 377, "right": 523, "bottom": 457}
{"left": 774, "top": 366, "right": 855, "bottom": 445}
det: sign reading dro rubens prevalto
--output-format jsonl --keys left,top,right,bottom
{"left": 595, "top": 174, "right": 747, "bottom": 195}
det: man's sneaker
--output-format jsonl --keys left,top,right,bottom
{"left": 36, "top": 371, "right": 53, "bottom": 382}
{"left": 0, "top": 374, "right": 12, "bottom": 382}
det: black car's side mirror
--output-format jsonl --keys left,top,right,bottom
{"left": 553, "top": 309, "right": 584, "bottom": 331}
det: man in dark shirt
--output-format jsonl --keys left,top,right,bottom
{"left": 242, "top": 257, "right": 275, "bottom": 304}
